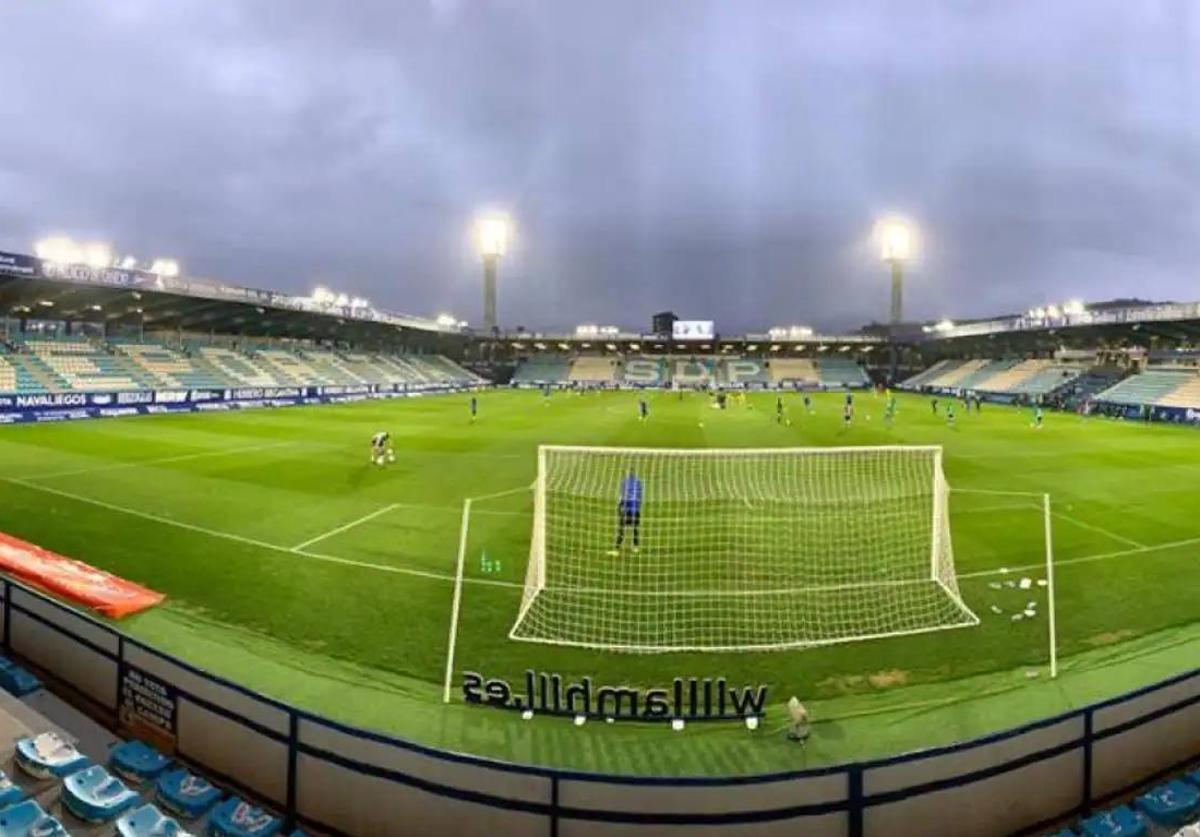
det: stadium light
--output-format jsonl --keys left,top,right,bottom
{"left": 436, "top": 314, "right": 458, "bottom": 327}
{"left": 878, "top": 220, "right": 914, "bottom": 262}
{"left": 475, "top": 212, "right": 511, "bottom": 332}
{"left": 1045, "top": 304, "right": 1061, "bottom": 319}
{"left": 34, "top": 236, "right": 83, "bottom": 264}
{"left": 1063, "top": 299, "right": 1085, "bottom": 316}
{"left": 150, "top": 258, "right": 180, "bottom": 278}
{"left": 935, "top": 318, "right": 955, "bottom": 332}
{"left": 118, "top": 255, "right": 137, "bottom": 270}
{"left": 81, "top": 242, "right": 113, "bottom": 269}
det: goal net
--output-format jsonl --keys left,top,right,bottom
{"left": 509, "top": 445, "right": 978, "bottom": 652}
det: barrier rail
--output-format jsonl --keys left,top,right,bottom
{"left": 0, "top": 580, "right": 1197, "bottom": 835}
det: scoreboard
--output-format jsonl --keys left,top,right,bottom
{"left": 672, "top": 320, "right": 714, "bottom": 340}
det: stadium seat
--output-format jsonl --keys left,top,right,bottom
{"left": 110, "top": 740, "right": 172, "bottom": 784}
{"left": 62, "top": 764, "right": 141, "bottom": 823}
{"left": 0, "top": 799, "right": 68, "bottom": 836}
{"left": 1078, "top": 805, "right": 1147, "bottom": 837}
{"left": 0, "top": 769, "right": 25, "bottom": 809}
{"left": 116, "top": 802, "right": 190, "bottom": 837}
{"left": 14, "top": 732, "right": 89, "bottom": 780}
{"left": 0, "top": 658, "right": 40, "bottom": 697}
{"left": 1136, "top": 779, "right": 1200, "bottom": 827}
{"left": 207, "top": 797, "right": 282, "bottom": 837}
{"left": 155, "top": 768, "right": 221, "bottom": 819}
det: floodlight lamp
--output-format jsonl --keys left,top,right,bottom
{"left": 436, "top": 314, "right": 458, "bottom": 327}
{"left": 878, "top": 219, "right": 914, "bottom": 261}
{"left": 118, "top": 256, "right": 137, "bottom": 270}
{"left": 150, "top": 258, "right": 180, "bottom": 278}
{"left": 34, "top": 236, "right": 82, "bottom": 264}
{"left": 477, "top": 214, "right": 510, "bottom": 258}
{"left": 81, "top": 242, "right": 113, "bottom": 269}
{"left": 935, "top": 318, "right": 955, "bottom": 332}
{"left": 1045, "top": 304, "right": 1060, "bottom": 318}
{"left": 1063, "top": 299, "right": 1085, "bottom": 316}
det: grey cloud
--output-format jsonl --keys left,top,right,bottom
{"left": 2, "top": 0, "right": 1199, "bottom": 333}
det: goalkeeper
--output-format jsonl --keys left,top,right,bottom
{"left": 608, "top": 468, "right": 643, "bottom": 555}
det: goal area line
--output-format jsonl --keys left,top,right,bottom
{"left": 506, "top": 615, "right": 981, "bottom": 655}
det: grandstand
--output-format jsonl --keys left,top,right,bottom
{"left": 0, "top": 337, "right": 478, "bottom": 396}
{"left": 767, "top": 357, "right": 819, "bottom": 385}
{"left": 568, "top": 355, "right": 618, "bottom": 383}
{"left": 1096, "top": 368, "right": 1200, "bottom": 409}
{"left": 507, "top": 353, "right": 871, "bottom": 390}
{"left": 816, "top": 356, "right": 870, "bottom": 387}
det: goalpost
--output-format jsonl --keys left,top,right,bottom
{"left": 509, "top": 444, "right": 979, "bottom": 652}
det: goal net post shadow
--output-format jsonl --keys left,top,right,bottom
{"left": 510, "top": 445, "right": 980, "bottom": 653}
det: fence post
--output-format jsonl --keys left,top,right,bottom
{"left": 848, "top": 765, "right": 864, "bottom": 837}
{"left": 2, "top": 579, "right": 10, "bottom": 652}
{"left": 285, "top": 711, "right": 299, "bottom": 830}
{"left": 550, "top": 774, "right": 559, "bottom": 837}
{"left": 1082, "top": 708, "right": 1094, "bottom": 816}
{"left": 114, "top": 635, "right": 125, "bottom": 716}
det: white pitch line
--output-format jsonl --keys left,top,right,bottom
{"left": 958, "top": 534, "right": 1200, "bottom": 580}
{"left": 29, "top": 441, "right": 298, "bottom": 481}
{"left": 0, "top": 476, "right": 521, "bottom": 589}
{"left": 1050, "top": 511, "right": 1144, "bottom": 549}
{"left": 291, "top": 503, "right": 401, "bottom": 551}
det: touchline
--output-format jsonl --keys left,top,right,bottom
{"left": 462, "top": 669, "right": 768, "bottom": 721}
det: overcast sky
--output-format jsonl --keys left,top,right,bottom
{"left": 2, "top": 1, "right": 1199, "bottom": 333}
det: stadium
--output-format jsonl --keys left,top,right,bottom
{"left": 2, "top": 3, "right": 1200, "bottom": 836}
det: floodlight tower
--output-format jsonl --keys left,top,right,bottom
{"left": 477, "top": 214, "right": 509, "bottom": 333}
{"left": 878, "top": 219, "right": 915, "bottom": 381}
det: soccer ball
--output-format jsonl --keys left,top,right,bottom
{"left": 386, "top": 450, "right": 396, "bottom": 463}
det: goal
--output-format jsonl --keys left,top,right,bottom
{"left": 509, "top": 445, "right": 978, "bottom": 652}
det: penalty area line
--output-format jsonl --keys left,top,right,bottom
{"left": 0, "top": 476, "right": 520, "bottom": 590}
{"left": 290, "top": 503, "right": 402, "bottom": 551}
{"left": 28, "top": 441, "right": 299, "bottom": 481}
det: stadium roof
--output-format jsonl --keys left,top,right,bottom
{"left": 0, "top": 249, "right": 467, "bottom": 345}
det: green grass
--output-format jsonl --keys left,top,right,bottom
{"left": 0, "top": 389, "right": 1198, "bottom": 775}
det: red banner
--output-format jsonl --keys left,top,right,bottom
{"left": 0, "top": 532, "right": 164, "bottom": 618}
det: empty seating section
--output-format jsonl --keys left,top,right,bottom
{"left": 1009, "top": 365, "right": 1084, "bottom": 396}
{"left": 1097, "top": 370, "right": 1196, "bottom": 407}
{"left": 1159, "top": 374, "right": 1200, "bottom": 408}
{"left": 23, "top": 339, "right": 137, "bottom": 391}
{"left": 114, "top": 342, "right": 227, "bottom": 388}
{"left": 900, "top": 359, "right": 960, "bottom": 388}
{"left": 816, "top": 357, "right": 870, "bottom": 387}
{"left": 925, "top": 358, "right": 991, "bottom": 388}
{"left": 253, "top": 349, "right": 318, "bottom": 385}
{"left": 723, "top": 357, "right": 769, "bottom": 385}
{"left": 294, "top": 349, "right": 362, "bottom": 385}
{"left": 0, "top": 357, "right": 14, "bottom": 393}
{"left": 621, "top": 356, "right": 665, "bottom": 386}
{"left": 196, "top": 347, "right": 282, "bottom": 386}
{"left": 768, "top": 358, "right": 819, "bottom": 385}
{"left": 0, "top": 338, "right": 477, "bottom": 395}
{"left": 426, "top": 354, "right": 484, "bottom": 383}
{"left": 570, "top": 356, "right": 618, "bottom": 383}
{"left": 974, "top": 359, "right": 1049, "bottom": 392}
{"left": 334, "top": 352, "right": 384, "bottom": 383}
{"left": 513, "top": 356, "right": 571, "bottom": 383}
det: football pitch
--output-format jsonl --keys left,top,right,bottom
{"left": 0, "top": 389, "right": 1198, "bottom": 776}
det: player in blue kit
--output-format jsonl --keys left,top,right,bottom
{"left": 608, "top": 469, "right": 643, "bottom": 555}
